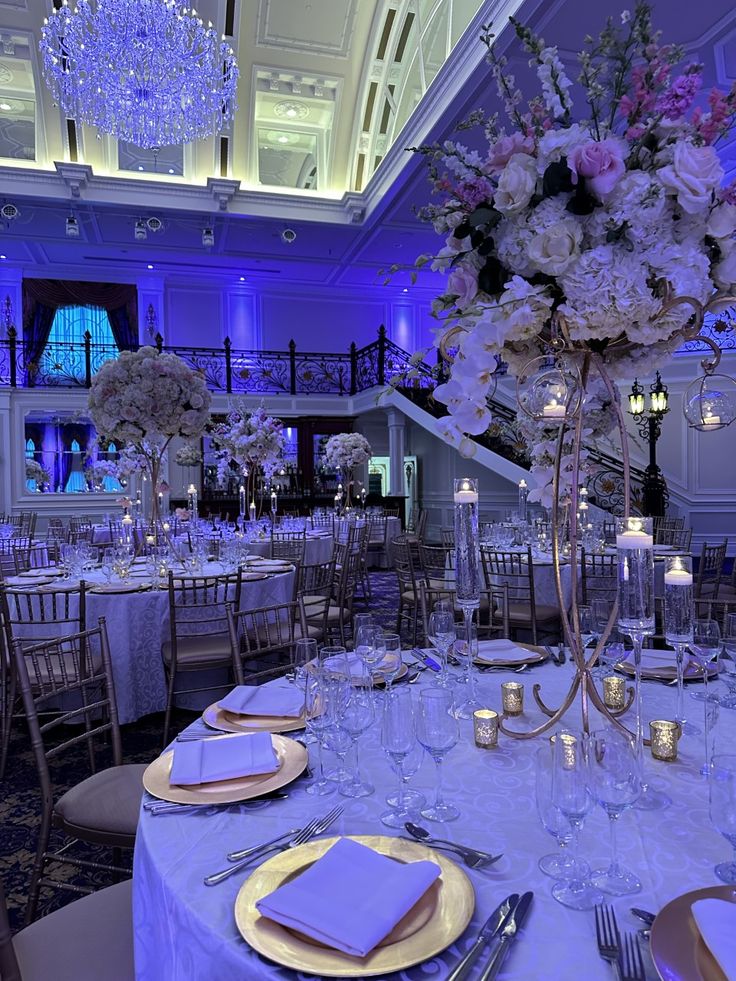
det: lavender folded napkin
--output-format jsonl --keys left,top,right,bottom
{"left": 324, "top": 651, "right": 368, "bottom": 679}
{"left": 692, "top": 898, "right": 736, "bottom": 979}
{"left": 219, "top": 682, "right": 304, "bottom": 718}
{"left": 169, "top": 732, "right": 279, "bottom": 786}
{"left": 476, "top": 639, "right": 531, "bottom": 662}
{"left": 256, "top": 837, "right": 441, "bottom": 957}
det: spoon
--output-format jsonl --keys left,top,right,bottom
{"left": 404, "top": 822, "right": 502, "bottom": 864}
{"left": 630, "top": 907, "right": 656, "bottom": 926}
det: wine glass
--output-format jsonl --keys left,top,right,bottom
{"left": 415, "top": 688, "right": 459, "bottom": 822}
{"left": 101, "top": 548, "right": 114, "bottom": 584}
{"left": 579, "top": 605, "right": 595, "bottom": 651}
{"left": 337, "top": 665, "right": 375, "bottom": 799}
{"left": 710, "top": 754, "right": 736, "bottom": 883}
{"left": 550, "top": 731, "right": 602, "bottom": 910}
{"left": 427, "top": 608, "right": 455, "bottom": 688}
{"left": 304, "top": 669, "right": 336, "bottom": 797}
{"left": 587, "top": 728, "right": 642, "bottom": 896}
{"left": 535, "top": 743, "right": 588, "bottom": 881}
{"left": 381, "top": 688, "right": 419, "bottom": 827}
{"left": 719, "top": 615, "right": 736, "bottom": 709}
{"left": 690, "top": 619, "right": 722, "bottom": 774}
{"left": 375, "top": 633, "right": 403, "bottom": 692}
{"left": 352, "top": 614, "right": 373, "bottom": 651}
{"left": 356, "top": 626, "right": 385, "bottom": 679}
{"left": 385, "top": 737, "right": 426, "bottom": 812}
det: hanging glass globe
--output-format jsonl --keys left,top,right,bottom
{"left": 683, "top": 372, "right": 736, "bottom": 431}
{"left": 516, "top": 356, "right": 582, "bottom": 424}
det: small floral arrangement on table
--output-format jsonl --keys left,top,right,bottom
{"left": 211, "top": 399, "right": 285, "bottom": 490}
{"left": 88, "top": 347, "right": 211, "bottom": 522}
{"left": 83, "top": 458, "right": 120, "bottom": 488}
{"left": 25, "top": 459, "right": 50, "bottom": 488}
{"left": 174, "top": 442, "right": 203, "bottom": 467}
{"left": 406, "top": 2, "right": 736, "bottom": 498}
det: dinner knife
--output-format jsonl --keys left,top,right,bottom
{"left": 445, "top": 894, "right": 519, "bottom": 981}
{"left": 412, "top": 648, "right": 441, "bottom": 672}
{"left": 478, "top": 891, "right": 533, "bottom": 981}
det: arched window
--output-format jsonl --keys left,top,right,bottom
{"left": 103, "top": 440, "right": 122, "bottom": 493}
{"left": 48, "top": 305, "right": 116, "bottom": 349}
{"left": 64, "top": 438, "right": 87, "bottom": 493}
{"left": 25, "top": 438, "right": 36, "bottom": 458}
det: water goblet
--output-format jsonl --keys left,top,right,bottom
{"left": 380, "top": 688, "right": 419, "bottom": 828}
{"left": 535, "top": 743, "right": 588, "bottom": 881}
{"left": 710, "top": 754, "right": 736, "bottom": 883}
{"left": 415, "top": 688, "right": 459, "bottom": 822}
{"left": 587, "top": 729, "right": 642, "bottom": 895}
{"left": 550, "top": 731, "right": 602, "bottom": 910}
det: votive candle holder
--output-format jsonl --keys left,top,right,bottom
{"left": 501, "top": 681, "right": 524, "bottom": 716}
{"left": 649, "top": 720, "right": 682, "bottom": 762}
{"left": 603, "top": 675, "right": 626, "bottom": 711}
{"left": 473, "top": 709, "right": 499, "bottom": 749}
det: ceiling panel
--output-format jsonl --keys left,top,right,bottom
{"left": 256, "top": 0, "right": 358, "bottom": 57}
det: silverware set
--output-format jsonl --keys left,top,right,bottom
{"left": 402, "top": 822, "right": 503, "bottom": 870}
{"left": 595, "top": 904, "right": 646, "bottom": 981}
{"left": 446, "top": 891, "right": 533, "bottom": 981}
{"left": 142, "top": 790, "right": 289, "bottom": 816}
{"left": 203, "top": 803, "right": 343, "bottom": 887}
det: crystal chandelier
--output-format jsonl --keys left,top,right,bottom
{"left": 40, "top": 0, "right": 239, "bottom": 149}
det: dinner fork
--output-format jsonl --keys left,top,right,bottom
{"left": 618, "top": 932, "right": 645, "bottom": 981}
{"left": 595, "top": 903, "right": 620, "bottom": 978}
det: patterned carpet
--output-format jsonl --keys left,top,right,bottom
{"left": 0, "top": 572, "right": 401, "bottom": 932}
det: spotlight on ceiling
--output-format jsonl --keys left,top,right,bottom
{"left": 66, "top": 215, "right": 80, "bottom": 238}
{"left": 147, "top": 263, "right": 154, "bottom": 270}
{"left": 134, "top": 219, "right": 147, "bottom": 241}
{"left": 281, "top": 228, "right": 296, "bottom": 244}
{"left": 147, "top": 216, "right": 163, "bottom": 233}
{"left": 202, "top": 226, "right": 214, "bottom": 248}
{"left": 1, "top": 203, "right": 19, "bottom": 222}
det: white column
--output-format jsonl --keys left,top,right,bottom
{"left": 386, "top": 408, "right": 406, "bottom": 497}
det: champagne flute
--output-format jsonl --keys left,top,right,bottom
{"left": 587, "top": 728, "right": 642, "bottom": 896}
{"left": 550, "top": 731, "right": 602, "bottom": 910}
{"left": 535, "top": 743, "right": 587, "bottom": 881}
{"left": 710, "top": 754, "right": 736, "bottom": 883}
{"left": 381, "top": 688, "right": 418, "bottom": 827}
{"left": 719, "top": 614, "right": 736, "bottom": 709}
{"left": 415, "top": 688, "right": 459, "bottom": 822}
{"left": 304, "top": 669, "right": 335, "bottom": 797}
{"left": 337, "top": 665, "right": 375, "bottom": 799}
{"left": 427, "top": 608, "right": 455, "bottom": 688}
{"left": 578, "top": 605, "right": 595, "bottom": 651}
{"left": 690, "top": 619, "right": 722, "bottom": 775}
{"left": 101, "top": 548, "right": 114, "bottom": 584}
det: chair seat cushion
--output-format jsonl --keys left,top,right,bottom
{"left": 400, "top": 589, "right": 417, "bottom": 604}
{"left": 508, "top": 602, "right": 560, "bottom": 623}
{"left": 13, "top": 879, "right": 134, "bottom": 981}
{"left": 293, "top": 623, "right": 323, "bottom": 640}
{"left": 55, "top": 763, "right": 145, "bottom": 842}
{"left": 162, "top": 634, "right": 231, "bottom": 665}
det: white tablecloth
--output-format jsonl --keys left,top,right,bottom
{"left": 133, "top": 657, "right": 731, "bottom": 979}
{"left": 247, "top": 533, "right": 333, "bottom": 565}
{"left": 11, "top": 564, "right": 295, "bottom": 724}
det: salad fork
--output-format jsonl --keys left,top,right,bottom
{"left": 595, "top": 903, "right": 620, "bottom": 978}
{"left": 619, "top": 932, "right": 646, "bottom": 981}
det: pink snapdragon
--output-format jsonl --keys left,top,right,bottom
{"left": 568, "top": 139, "right": 626, "bottom": 196}
{"left": 656, "top": 65, "right": 702, "bottom": 119}
{"left": 693, "top": 85, "right": 736, "bottom": 144}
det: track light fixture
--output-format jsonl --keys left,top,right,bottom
{"left": 66, "top": 215, "right": 79, "bottom": 238}
{"left": 202, "top": 226, "right": 214, "bottom": 248}
{"left": 134, "top": 219, "right": 147, "bottom": 241}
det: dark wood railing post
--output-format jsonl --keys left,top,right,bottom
{"left": 349, "top": 342, "right": 357, "bottom": 395}
{"left": 224, "top": 336, "right": 232, "bottom": 394}
{"left": 155, "top": 332, "right": 164, "bottom": 353}
{"left": 7, "top": 325, "right": 17, "bottom": 388}
{"left": 288, "top": 339, "right": 297, "bottom": 395}
{"left": 377, "top": 325, "right": 386, "bottom": 386}
{"left": 83, "top": 330, "right": 92, "bottom": 387}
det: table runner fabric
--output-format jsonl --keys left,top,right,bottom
{"left": 133, "top": 655, "right": 733, "bottom": 979}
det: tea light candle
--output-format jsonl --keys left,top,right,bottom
{"left": 603, "top": 675, "right": 626, "bottom": 710}
{"left": 249, "top": 501, "right": 256, "bottom": 523}
{"left": 649, "top": 720, "right": 681, "bottom": 761}
{"left": 664, "top": 560, "right": 693, "bottom": 587}
{"left": 542, "top": 399, "right": 565, "bottom": 419}
{"left": 162, "top": 521, "right": 170, "bottom": 533}
{"left": 122, "top": 515, "right": 133, "bottom": 526}
{"left": 239, "top": 485, "right": 246, "bottom": 516}
{"left": 616, "top": 517, "right": 653, "bottom": 549}
{"left": 501, "top": 681, "right": 524, "bottom": 716}
{"left": 453, "top": 479, "right": 479, "bottom": 505}
{"left": 145, "top": 534, "right": 155, "bottom": 546}
{"left": 473, "top": 709, "right": 499, "bottom": 749}
{"left": 703, "top": 412, "right": 721, "bottom": 426}
{"left": 270, "top": 491, "right": 277, "bottom": 513}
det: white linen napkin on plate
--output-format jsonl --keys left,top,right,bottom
{"left": 169, "top": 732, "right": 279, "bottom": 786}
{"left": 476, "top": 639, "right": 532, "bottom": 662}
{"left": 255, "top": 837, "right": 441, "bottom": 957}
{"left": 692, "top": 898, "right": 736, "bottom": 979}
{"left": 219, "top": 681, "right": 304, "bottom": 718}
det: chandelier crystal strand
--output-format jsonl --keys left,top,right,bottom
{"left": 40, "top": 0, "right": 238, "bottom": 148}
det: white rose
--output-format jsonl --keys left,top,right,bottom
{"left": 495, "top": 153, "right": 538, "bottom": 215}
{"left": 707, "top": 202, "right": 736, "bottom": 240}
{"left": 536, "top": 123, "right": 587, "bottom": 169}
{"left": 713, "top": 239, "right": 736, "bottom": 289}
{"left": 527, "top": 218, "right": 582, "bottom": 275}
{"left": 658, "top": 141, "right": 724, "bottom": 215}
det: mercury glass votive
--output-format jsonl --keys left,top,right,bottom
{"left": 501, "top": 681, "right": 524, "bottom": 716}
{"left": 550, "top": 731, "right": 578, "bottom": 768}
{"left": 473, "top": 709, "right": 499, "bottom": 748}
{"left": 649, "top": 721, "right": 682, "bottom": 762}
{"left": 603, "top": 675, "right": 626, "bottom": 710}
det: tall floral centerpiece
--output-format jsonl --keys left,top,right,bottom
{"left": 25, "top": 459, "right": 51, "bottom": 492}
{"left": 324, "top": 432, "right": 372, "bottom": 508}
{"left": 211, "top": 399, "right": 285, "bottom": 514}
{"left": 88, "top": 346, "right": 211, "bottom": 526}
{"left": 408, "top": 2, "right": 736, "bottom": 737}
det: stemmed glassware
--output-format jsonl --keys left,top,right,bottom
{"left": 415, "top": 688, "right": 459, "bottom": 822}
{"left": 427, "top": 608, "right": 455, "bottom": 688}
{"left": 356, "top": 625, "right": 386, "bottom": 681}
{"left": 549, "top": 731, "right": 602, "bottom": 910}
{"left": 587, "top": 728, "right": 642, "bottom": 895}
{"left": 304, "top": 669, "right": 336, "bottom": 797}
{"left": 453, "top": 622, "right": 482, "bottom": 720}
{"left": 535, "top": 743, "right": 588, "bottom": 881}
{"left": 336, "top": 663, "right": 375, "bottom": 799}
{"left": 690, "top": 618, "right": 722, "bottom": 775}
{"left": 380, "top": 687, "right": 419, "bottom": 827}
{"left": 101, "top": 547, "right": 114, "bottom": 584}
{"left": 709, "top": 754, "right": 736, "bottom": 883}
{"left": 719, "top": 615, "right": 736, "bottom": 709}
{"left": 375, "top": 633, "right": 403, "bottom": 692}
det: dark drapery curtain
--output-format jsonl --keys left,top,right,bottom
{"left": 23, "top": 303, "right": 55, "bottom": 382}
{"left": 107, "top": 304, "right": 137, "bottom": 350}
{"left": 22, "top": 279, "right": 138, "bottom": 361}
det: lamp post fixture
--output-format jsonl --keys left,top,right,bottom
{"left": 627, "top": 371, "right": 670, "bottom": 517}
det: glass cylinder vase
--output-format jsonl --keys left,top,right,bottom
{"left": 454, "top": 478, "right": 481, "bottom": 611}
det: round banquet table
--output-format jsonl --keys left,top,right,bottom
{"left": 133, "top": 655, "right": 733, "bottom": 980}
{"left": 246, "top": 532, "right": 334, "bottom": 565}
{"left": 9, "top": 563, "right": 295, "bottom": 724}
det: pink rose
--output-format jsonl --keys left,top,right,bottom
{"left": 568, "top": 139, "right": 626, "bottom": 197}
{"left": 485, "top": 133, "right": 535, "bottom": 174}
{"left": 447, "top": 266, "right": 479, "bottom": 307}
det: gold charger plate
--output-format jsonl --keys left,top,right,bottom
{"left": 89, "top": 582, "right": 151, "bottom": 594}
{"left": 307, "top": 659, "right": 409, "bottom": 687}
{"left": 143, "top": 732, "right": 307, "bottom": 804}
{"left": 474, "top": 641, "right": 548, "bottom": 668}
{"left": 650, "top": 885, "right": 736, "bottom": 981}
{"left": 241, "top": 572, "right": 269, "bottom": 582}
{"left": 248, "top": 564, "right": 293, "bottom": 573}
{"left": 202, "top": 701, "right": 315, "bottom": 735}
{"left": 5, "top": 577, "right": 53, "bottom": 588}
{"left": 19, "top": 567, "right": 62, "bottom": 578}
{"left": 234, "top": 834, "right": 475, "bottom": 978}
{"left": 617, "top": 657, "right": 717, "bottom": 682}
